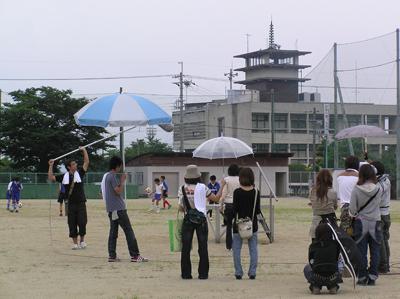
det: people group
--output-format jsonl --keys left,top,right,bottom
{"left": 305, "top": 155, "right": 392, "bottom": 294}
{"left": 43, "top": 149, "right": 392, "bottom": 292}
{"left": 6, "top": 177, "right": 23, "bottom": 212}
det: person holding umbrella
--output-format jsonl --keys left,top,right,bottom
{"left": 48, "top": 147, "right": 89, "bottom": 250}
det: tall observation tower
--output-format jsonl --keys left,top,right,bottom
{"left": 234, "top": 22, "right": 311, "bottom": 102}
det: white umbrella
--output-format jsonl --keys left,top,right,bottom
{"left": 193, "top": 136, "right": 254, "bottom": 159}
{"left": 335, "top": 125, "right": 387, "bottom": 140}
{"left": 335, "top": 125, "right": 388, "bottom": 154}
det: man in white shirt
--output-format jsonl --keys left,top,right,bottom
{"left": 336, "top": 156, "right": 359, "bottom": 235}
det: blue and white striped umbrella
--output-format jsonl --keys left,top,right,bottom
{"left": 74, "top": 93, "right": 171, "bottom": 128}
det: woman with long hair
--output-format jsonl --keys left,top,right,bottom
{"left": 349, "top": 164, "right": 382, "bottom": 286}
{"left": 309, "top": 169, "right": 338, "bottom": 240}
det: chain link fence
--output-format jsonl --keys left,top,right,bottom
{"left": 0, "top": 172, "right": 138, "bottom": 199}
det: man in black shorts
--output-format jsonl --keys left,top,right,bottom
{"left": 48, "top": 147, "right": 89, "bottom": 250}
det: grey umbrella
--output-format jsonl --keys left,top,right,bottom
{"left": 335, "top": 125, "right": 387, "bottom": 139}
{"left": 335, "top": 125, "right": 387, "bottom": 153}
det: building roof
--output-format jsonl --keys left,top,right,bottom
{"left": 126, "top": 152, "right": 293, "bottom": 167}
{"left": 235, "top": 77, "right": 310, "bottom": 85}
{"left": 234, "top": 64, "right": 311, "bottom": 72}
{"left": 235, "top": 49, "right": 311, "bottom": 59}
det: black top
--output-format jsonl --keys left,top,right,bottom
{"left": 308, "top": 240, "right": 340, "bottom": 276}
{"left": 233, "top": 188, "right": 261, "bottom": 234}
{"left": 56, "top": 168, "right": 87, "bottom": 204}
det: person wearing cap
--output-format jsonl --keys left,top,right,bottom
{"left": 178, "top": 165, "right": 222, "bottom": 280}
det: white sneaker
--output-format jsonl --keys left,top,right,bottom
{"left": 72, "top": 244, "right": 80, "bottom": 250}
{"left": 156, "top": 208, "right": 160, "bottom": 214}
{"left": 80, "top": 241, "right": 87, "bottom": 249}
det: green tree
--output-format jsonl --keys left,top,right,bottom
{"left": 0, "top": 87, "right": 113, "bottom": 173}
{"left": 105, "top": 134, "right": 173, "bottom": 163}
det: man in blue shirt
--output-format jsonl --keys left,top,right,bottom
{"left": 207, "top": 175, "right": 220, "bottom": 218}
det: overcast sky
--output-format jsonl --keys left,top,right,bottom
{"left": 1, "top": 0, "right": 399, "bottom": 145}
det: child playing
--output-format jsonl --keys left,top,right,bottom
{"left": 160, "top": 176, "right": 172, "bottom": 209}
{"left": 10, "top": 177, "right": 23, "bottom": 213}
{"left": 304, "top": 223, "right": 341, "bottom": 295}
{"left": 148, "top": 178, "right": 162, "bottom": 213}
{"left": 6, "top": 178, "right": 14, "bottom": 211}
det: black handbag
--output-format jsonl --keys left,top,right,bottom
{"left": 181, "top": 185, "right": 206, "bottom": 225}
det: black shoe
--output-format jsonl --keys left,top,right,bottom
{"left": 367, "top": 279, "right": 376, "bottom": 286}
{"left": 181, "top": 275, "right": 193, "bottom": 280}
{"left": 357, "top": 279, "right": 368, "bottom": 286}
{"left": 249, "top": 275, "right": 256, "bottom": 280}
{"left": 198, "top": 276, "right": 208, "bottom": 280}
{"left": 235, "top": 275, "right": 242, "bottom": 280}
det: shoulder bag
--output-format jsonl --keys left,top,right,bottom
{"left": 181, "top": 185, "right": 206, "bottom": 225}
{"left": 237, "top": 189, "right": 258, "bottom": 239}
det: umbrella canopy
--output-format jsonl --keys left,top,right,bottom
{"left": 193, "top": 136, "right": 254, "bottom": 159}
{"left": 335, "top": 125, "right": 387, "bottom": 140}
{"left": 74, "top": 93, "right": 171, "bottom": 128}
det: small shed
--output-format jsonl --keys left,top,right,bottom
{"left": 125, "top": 152, "right": 293, "bottom": 197}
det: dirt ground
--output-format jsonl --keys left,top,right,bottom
{"left": 1, "top": 197, "right": 400, "bottom": 299}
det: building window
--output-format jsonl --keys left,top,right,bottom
{"left": 274, "top": 113, "right": 288, "bottom": 132}
{"left": 290, "top": 144, "right": 307, "bottom": 158}
{"left": 218, "top": 117, "right": 225, "bottom": 136}
{"left": 252, "top": 143, "right": 269, "bottom": 153}
{"left": 367, "top": 115, "right": 380, "bottom": 127}
{"left": 252, "top": 113, "right": 269, "bottom": 133}
{"left": 291, "top": 114, "right": 307, "bottom": 133}
{"left": 347, "top": 115, "right": 362, "bottom": 127}
{"left": 274, "top": 143, "right": 288, "bottom": 153}
{"left": 134, "top": 172, "right": 144, "bottom": 185}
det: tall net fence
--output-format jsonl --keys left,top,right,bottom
{"left": 303, "top": 31, "right": 397, "bottom": 105}
{"left": 0, "top": 172, "right": 139, "bottom": 199}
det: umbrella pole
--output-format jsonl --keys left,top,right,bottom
{"left": 120, "top": 127, "right": 127, "bottom": 201}
{"left": 52, "top": 126, "right": 136, "bottom": 161}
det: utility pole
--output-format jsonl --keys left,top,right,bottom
{"left": 224, "top": 68, "right": 238, "bottom": 90}
{"left": 270, "top": 89, "right": 275, "bottom": 152}
{"left": 0, "top": 89, "right": 2, "bottom": 107}
{"left": 312, "top": 107, "right": 317, "bottom": 182}
{"left": 333, "top": 43, "right": 339, "bottom": 169}
{"left": 396, "top": 28, "right": 400, "bottom": 199}
{"left": 174, "top": 62, "right": 184, "bottom": 152}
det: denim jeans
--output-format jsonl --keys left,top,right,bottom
{"left": 224, "top": 203, "right": 234, "bottom": 250}
{"left": 181, "top": 218, "right": 209, "bottom": 279}
{"left": 379, "top": 214, "right": 391, "bottom": 272}
{"left": 232, "top": 233, "right": 258, "bottom": 277}
{"left": 353, "top": 219, "right": 382, "bottom": 281}
{"left": 108, "top": 210, "right": 140, "bottom": 258}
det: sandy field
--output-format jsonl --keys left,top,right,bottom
{"left": 1, "top": 197, "right": 400, "bottom": 299}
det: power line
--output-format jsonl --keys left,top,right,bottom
{"left": 0, "top": 74, "right": 174, "bottom": 81}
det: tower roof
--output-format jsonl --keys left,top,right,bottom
{"left": 234, "top": 49, "right": 311, "bottom": 59}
